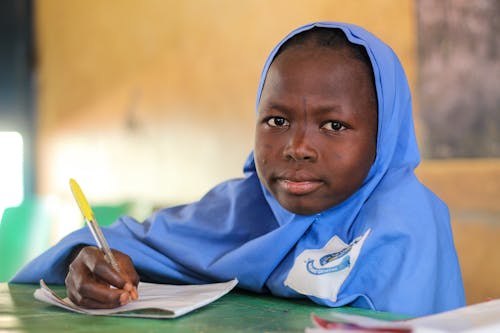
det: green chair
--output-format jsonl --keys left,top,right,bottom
{"left": 91, "top": 202, "right": 132, "bottom": 226}
{"left": 0, "top": 198, "right": 53, "bottom": 282}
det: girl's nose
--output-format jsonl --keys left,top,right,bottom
{"left": 283, "top": 127, "right": 318, "bottom": 162}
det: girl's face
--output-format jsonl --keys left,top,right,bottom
{"left": 254, "top": 46, "right": 377, "bottom": 215}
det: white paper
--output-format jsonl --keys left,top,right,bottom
{"left": 34, "top": 278, "right": 238, "bottom": 319}
{"left": 306, "top": 299, "right": 500, "bottom": 333}
{"left": 408, "top": 299, "right": 500, "bottom": 333}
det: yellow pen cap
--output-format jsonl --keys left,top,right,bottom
{"left": 69, "top": 178, "right": 95, "bottom": 222}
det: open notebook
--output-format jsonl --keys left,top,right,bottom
{"left": 307, "top": 299, "right": 500, "bottom": 333}
{"left": 35, "top": 278, "right": 238, "bottom": 319}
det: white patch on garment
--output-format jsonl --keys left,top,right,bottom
{"left": 284, "top": 229, "right": 370, "bottom": 302}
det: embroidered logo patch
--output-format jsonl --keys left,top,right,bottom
{"left": 284, "top": 229, "right": 370, "bottom": 302}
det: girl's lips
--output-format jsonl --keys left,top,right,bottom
{"left": 277, "top": 179, "right": 323, "bottom": 195}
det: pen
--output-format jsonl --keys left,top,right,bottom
{"left": 69, "top": 178, "right": 121, "bottom": 273}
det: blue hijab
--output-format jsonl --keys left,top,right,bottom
{"left": 12, "top": 22, "right": 465, "bottom": 316}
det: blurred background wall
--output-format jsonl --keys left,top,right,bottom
{"left": 33, "top": 0, "right": 419, "bottom": 206}
{"left": 0, "top": 0, "right": 498, "bottom": 305}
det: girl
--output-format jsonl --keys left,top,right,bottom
{"left": 13, "top": 22, "right": 465, "bottom": 316}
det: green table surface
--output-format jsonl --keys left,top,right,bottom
{"left": 0, "top": 283, "right": 410, "bottom": 332}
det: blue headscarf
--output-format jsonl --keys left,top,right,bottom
{"left": 12, "top": 22, "right": 465, "bottom": 316}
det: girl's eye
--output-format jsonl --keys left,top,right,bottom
{"left": 322, "top": 121, "right": 346, "bottom": 132}
{"left": 266, "top": 117, "right": 289, "bottom": 128}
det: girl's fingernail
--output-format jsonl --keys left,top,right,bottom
{"left": 132, "top": 286, "right": 138, "bottom": 300}
{"left": 119, "top": 292, "right": 130, "bottom": 305}
{"left": 123, "top": 282, "right": 132, "bottom": 291}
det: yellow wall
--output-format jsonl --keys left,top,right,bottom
{"left": 35, "top": 0, "right": 417, "bottom": 205}
{"left": 416, "top": 159, "right": 500, "bottom": 304}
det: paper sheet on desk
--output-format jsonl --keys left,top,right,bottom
{"left": 306, "top": 299, "right": 500, "bottom": 333}
{"left": 34, "top": 278, "right": 238, "bottom": 318}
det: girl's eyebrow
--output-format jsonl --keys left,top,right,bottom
{"left": 314, "top": 106, "right": 343, "bottom": 114}
{"left": 261, "top": 101, "right": 343, "bottom": 113}
{"left": 258, "top": 100, "right": 347, "bottom": 119}
{"left": 258, "top": 102, "right": 292, "bottom": 114}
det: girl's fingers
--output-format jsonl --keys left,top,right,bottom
{"left": 80, "top": 247, "right": 125, "bottom": 288}
{"left": 77, "top": 279, "right": 131, "bottom": 307}
{"left": 69, "top": 291, "right": 130, "bottom": 309}
{"left": 113, "top": 250, "right": 140, "bottom": 300}
{"left": 66, "top": 246, "right": 139, "bottom": 308}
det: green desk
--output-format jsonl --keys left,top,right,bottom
{"left": 0, "top": 283, "right": 408, "bottom": 332}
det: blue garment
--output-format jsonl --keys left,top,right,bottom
{"left": 12, "top": 22, "right": 465, "bottom": 316}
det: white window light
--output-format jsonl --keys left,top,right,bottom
{"left": 0, "top": 131, "right": 24, "bottom": 221}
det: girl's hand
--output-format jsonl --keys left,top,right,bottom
{"left": 65, "top": 246, "right": 140, "bottom": 309}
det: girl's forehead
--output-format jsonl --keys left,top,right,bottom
{"left": 263, "top": 46, "right": 378, "bottom": 106}
{"left": 269, "top": 46, "right": 361, "bottom": 76}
